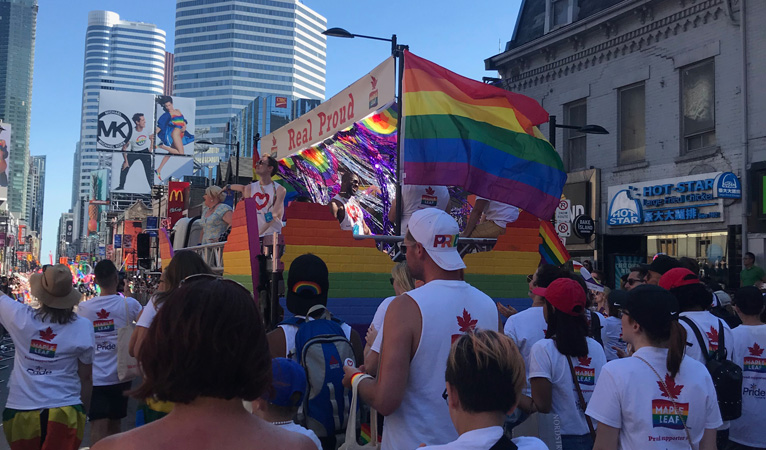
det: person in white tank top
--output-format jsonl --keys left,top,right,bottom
{"left": 388, "top": 185, "right": 450, "bottom": 236}
{"left": 461, "top": 197, "right": 519, "bottom": 238}
{"left": 342, "top": 209, "right": 499, "bottom": 450}
{"left": 329, "top": 172, "right": 370, "bottom": 235}
{"left": 226, "top": 154, "right": 286, "bottom": 237}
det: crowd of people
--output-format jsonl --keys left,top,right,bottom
{"left": 0, "top": 207, "right": 764, "bottom": 449}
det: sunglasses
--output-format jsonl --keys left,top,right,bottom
{"left": 256, "top": 160, "right": 265, "bottom": 166}
{"left": 526, "top": 274, "right": 534, "bottom": 283}
{"left": 389, "top": 277, "right": 394, "bottom": 286}
{"left": 400, "top": 241, "right": 417, "bottom": 255}
{"left": 442, "top": 388, "right": 448, "bottom": 403}
{"left": 626, "top": 278, "right": 644, "bottom": 286}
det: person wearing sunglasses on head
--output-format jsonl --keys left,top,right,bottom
{"left": 92, "top": 275, "right": 316, "bottom": 450}
{"left": 226, "top": 154, "right": 286, "bottom": 237}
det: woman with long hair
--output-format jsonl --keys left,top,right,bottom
{"left": 518, "top": 277, "right": 607, "bottom": 450}
{"left": 92, "top": 276, "right": 315, "bottom": 450}
{"left": 586, "top": 284, "right": 721, "bottom": 449}
{"left": 154, "top": 95, "right": 193, "bottom": 181}
{"left": 0, "top": 264, "right": 94, "bottom": 450}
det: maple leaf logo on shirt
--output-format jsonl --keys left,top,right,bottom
{"left": 577, "top": 356, "right": 591, "bottom": 366}
{"left": 749, "top": 342, "right": 764, "bottom": 356}
{"left": 457, "top": 309, "right": 478, "bottom": 333}
{"left": 39, "top": 327, "right": 56, "bottom": 342}
{"left": 658, "top": 374, "right": 684, "bottom": 399}
{"left": 97, "top": 309, "right": 110, "bottom": 319}
{"left": 705, "top": 326, "right": 719, "bottom": 343}
{"left": 426, "top": 187, "right": 435, "bottom": 195}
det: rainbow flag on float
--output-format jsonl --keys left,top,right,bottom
{"left": 401, "top": 51, "right": 566, "bottom": 220}
{"left": 539, "top": 220, "right": 571, "bottom": 265}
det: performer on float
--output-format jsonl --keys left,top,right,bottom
{"left": 388, "top": 185, "right": 450, "bottom": 236}
{"left": 227, "top": 155, "right": 286, "bottom": 237}
{"left": 330, "top": 172, "right": 370, "bottom": 235}
{"left": 460, "top": 197, "right": 520, "bottom": 238}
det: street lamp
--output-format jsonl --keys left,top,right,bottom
{"left": 323, "top": 27, "right": 408, "bottom": 235}
{"left": 548, "top": 115, "right": 609, "bottom": 149}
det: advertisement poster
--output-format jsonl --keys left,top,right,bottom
{"left": 98, "top": 91, "right": 195, "bottom": 194}
{"left": 114, "top": 234, "right": 122, "bottom": 249}
{"left": 88, "top": 169, "right": 109, "bottom": 235}
{"left": 0, "top": 123, "right": 10, "bottom": 200}
{"left": 614, "top": 255, "right": 646, "bottom": 290}
{"left": 167, "top": 181, "right": 191, "bottom": 229}
{"left": 123, "top": 234, "right": 133, "bottom": 249}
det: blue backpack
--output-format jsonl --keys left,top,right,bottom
{"left": 280, "top": 305, "right": 356, "bottom": 438}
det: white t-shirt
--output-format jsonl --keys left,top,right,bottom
{"left": 278, "top": 422, "right": 322, "bottom": 450}
{"left": 383, "top": 280, "right": 498, "bottom": 450}
{"left": 528, "top": 337, "right": 607, "bottom": 436}
{"left": 136, "top": 297, "right": 158, "bottom": 329}
{"left": 679, "top": 311, "right": 735, "bottom": 364}
{"left": 332, "top": 194, "right": 366, "bottom": 235}
{"left": 0, "top": 294, "right": 95, "bottom": 409}
{"left": 248, "top": 180, "right": 283, "bottom": 237}
{"left": 476, "top": 197, "right": 520, "bottom": 228}
{"left": 370, "top": 296, "right": 395, "bottom": 353}
{"left": 601, "top": 316, "right": 627, "bottom": 362}
{"left": 420, "top": 426, "right": 547, "bottom": 449}
{"left": 400, "top": 185, "right": 450, "bottom": 235}
{"left": 586, "top": 346, "right": 723, "bottom": 449}
{"left": 77, "top": 294, "right": 142, "bottom": 386}
{"left": 503, "top": 306, "right": 546, "bottom": 396}
{"left": 278, "top": 316, "right": 353, "bottom": 361}
{"left": 729, "top": 323, "right": 766, "bottom": 447}
{"left": 127, "top": 128, "right": 151, "bottom": 152}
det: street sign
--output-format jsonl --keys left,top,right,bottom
{"left": 557, "top": 221, "right": 571, "bottom": 237}
{"left": 556, "top": 199, "right": 571, "bottom": 223}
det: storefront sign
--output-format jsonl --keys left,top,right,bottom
{"left": 573, "top": 215, "right": 595, "bottom": 240}
{"left": 114, "top": 234, "right": 122, "bottom": 249}
{"left": 265, "top": 57, "right": 395, "bottom": 160}
{"left": 167, "top": 181, "right": 190, "bottom": 229}
{"left": 607, "top": 172, "right": 739, "bottom": 228}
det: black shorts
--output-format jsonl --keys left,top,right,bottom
{"left": 89, "top": 381, "right": 131, "bottom": 421}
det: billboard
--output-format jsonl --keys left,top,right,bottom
{"left": 167, "top": 181, "right": 190, "bottom": 229}
{"left": 0, "top": 123, "right": 10, "bottom": 200}
{"left": 88, "top": 169, "right": 109, "bottom": 235}
{"left": 65, "top": 219, "right": 73, "bottom": 243}
{"left": 98, "top": 91, "right": 195, "bottom": 194}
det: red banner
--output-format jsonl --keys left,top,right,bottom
{"left": 167, "top": 181, "right": 190, "bottom": 229}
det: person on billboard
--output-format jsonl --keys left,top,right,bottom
{"left": 114, "top": 113, "right": 153, "bottom": 191}
{"left": 0, "top": 138, "right": 8, "bottom": 186}
{"left": 154, "top": 95, "right": 194, "bottom": 182}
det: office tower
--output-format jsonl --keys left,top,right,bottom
{"left": 164, "top": 51, "right": 174, "bottom": 95}
{"left": 0, "top": 0, "right": 37, "bottom": 217}
{"left": 26, "top": 155, "right": 44, "bottom": 234}
{"left": 173, "top": 0, "right": 327, "bottom": 142}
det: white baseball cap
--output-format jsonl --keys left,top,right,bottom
{"left": 407, "top": 209, "right": 466, "bottom": 271}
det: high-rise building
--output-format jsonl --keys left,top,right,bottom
{"left": 173, "top": 0, "right": 327, "bottom": 143}
{"left": 56, "top": 211, "right": 73, "bottom": 261}
{"left": 25, "top": 155, "right": 44, "bottom": 235}
{"left": 164, "top": 51, "right": 174, "bottom": 95}
{"left": 71, "top": 11, "right": 166, "bottom": 242}
{"left": 0, "top": 0, "right": 37, "bottom": 218}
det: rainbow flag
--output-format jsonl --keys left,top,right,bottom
{"left": 539, "top": 220, "right": 570, "bottom": 266}
{"left": 402, "top": 51, "right": 566, "bottom": 220}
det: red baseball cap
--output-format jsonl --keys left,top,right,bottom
{"left": 532, "top": 278, "right": 586, "bottom": 317}
{"left": 659, "top": 268, "right": 700, "bottom": 290}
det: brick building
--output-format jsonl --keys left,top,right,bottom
{"left": 486, "top": 0, "right": 764, "bottom": 288}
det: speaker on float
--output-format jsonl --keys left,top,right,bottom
{"left": 137, "top": 233, "right": 151, "bottom": 260}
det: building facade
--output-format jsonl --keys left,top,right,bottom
{"left": 0, "top": 0, "right": 37, "bottom": 218}
{"left": 71, "top": 11, "right": 166, "bottom": 244}
{"left": 164, "top": 51, "right": 174, "bottom": 95}
{"left": 25, "top": 155, "right": 44, "bottom": 235}
{"left": 487, "top": 0, "right": 762, "bottom": 288}
{"left": 173, "top": 0, "right": 327, "bottom": 144}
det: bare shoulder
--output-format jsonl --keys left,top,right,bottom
{"left": 91, "top": 428, "right": 146, "bottom": 450}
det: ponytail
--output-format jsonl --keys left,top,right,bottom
{"left": 666, "top": 321, "right": 687, "bottom": 378}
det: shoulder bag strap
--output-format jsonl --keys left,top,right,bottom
{"left": 634, "top": 355, "right": 693, "bottom": 448}
{"left": 565, "top": 355, "right": 596, "bottom": 440}
{"left": 679, "top": 316, "right": 710, "bottom": 363}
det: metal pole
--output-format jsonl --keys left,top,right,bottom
{"left": 549, "top": 115, "right": 557, "bottom": 149}
{"left": 394, "top": 37, "right": 405, "bottom": 236}
{"left": 234, "top": 141, "right": 240, "bottom": 207}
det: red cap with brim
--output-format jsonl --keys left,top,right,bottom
{"left": 659, "top": 268, "right": 700, "bottom": 290}
{"left": 532, "top": 278, "right": 586, "bottom": 317}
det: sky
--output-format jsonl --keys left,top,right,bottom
{"left": 32, "top": 0, "right": 521, "bottom": 260}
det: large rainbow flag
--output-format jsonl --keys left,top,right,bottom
{"left": 401, "top": 51, "right": 566, "bottom": 220}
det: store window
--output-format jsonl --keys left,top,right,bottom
{"left": 618, "top": 83, "right": 646, "bottom": 164}
{"left": 658, "top": 238, "right": 677, "bottom": 257}
{"left": 565, "top": 99, "right": 587, "bottom": 171}
{"left": 681, "top": 59, "right": 716, "bottom": 153}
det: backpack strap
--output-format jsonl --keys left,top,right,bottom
{"left": 716, "top": 320, "right": 727, "bottom": 361}
{"left": 679, "top": 316, "right": 710, "bottom": 363}
{"left": 488, "top": 434, "right": 518, "bottom": 450}
{"left": 279, "top": 316, "right": 304, "bottom": 327}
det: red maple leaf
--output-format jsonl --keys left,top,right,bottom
{"left": 577, "top": 356, "right": 591, "bottom": 366}
{"left": 39, "top": 327, "right": 56, "bottom": 342}
{"left": 96, "top": 309, "right": 110, "bottom": 319}
{"left": 457, "top": 309, "right": 478, "bottom": 333}
{"left": 272, "top": 136, "right": 277, "bottom": 145}
{"left": 658, "top": 374, "right": 684, "bottom": 399}
{"left": 371, "top": 75, "right": 378, "bottom": 89}
{"left": 749, "top": 342, "right": 764, "bottom": 356}
{"left": 705, "top": 326, "right": 719, "bottom": 343}
{"left": 425, "top": 187, "right": 435, "bottom": 195}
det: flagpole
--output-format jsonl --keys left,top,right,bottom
{"left": 394, "top": 38, "right": 407, "bottom": 236}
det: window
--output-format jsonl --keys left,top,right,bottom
{"left": 681, "top": 59, "right": 716, "bottom": 153}
{"left": 619, "top": 83, "right": 646, "bottom": 164}
{"left": 564, "top": 100, "right": 587, "bottom": 171}
{"left": 546, "top": 0, "right": 577, "bottom": 31}
{"left": 658, "top": 238, "right": 677, "bottom": 257}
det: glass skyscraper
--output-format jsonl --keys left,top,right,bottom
{"left": 0, "top": 0, "right": 37, "bottom": 219}
{"left": 173, "top": 0, "right": 327, "bottom": 143}
{"left": 26, "top": 155, "right": 44, "bottom": 234}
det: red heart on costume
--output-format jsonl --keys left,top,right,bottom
{"left": 253, "top": 192, "right": 270, "bottom": 209}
